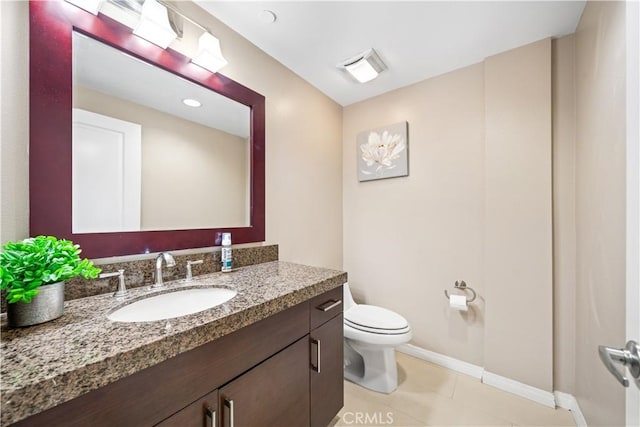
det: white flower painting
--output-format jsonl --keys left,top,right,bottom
{"left": 357, "top": 121, "right": 408, "bottom": 182}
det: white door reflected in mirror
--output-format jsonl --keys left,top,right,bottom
{"left": 73, "top": 109, "right": 142, "bottom": 233}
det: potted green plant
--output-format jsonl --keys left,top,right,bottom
{"left": 0, "top": 235, "right": 101, "bottom": 328}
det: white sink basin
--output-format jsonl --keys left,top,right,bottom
{"left": 108, "top": 287, "right": 237, "bottom": 322}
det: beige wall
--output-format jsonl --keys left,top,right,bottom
{"left": 344, "top": 39, "right": 554, "bottom": 389}
{"left": 551, "top": 35, "right": 577, "bottom": 394}
{"left": 0, "top": 1, "right": 343, "bottom": 270}
{"left": 0, "top": 1, "right": 29, "bottom": 245}
{"left": 75, "top": 87, "right": 249, "bottom": 230}
{"left": 343, "top": 63, "right": 486, "bottom": 365}
{"left": 179, "top": 2, "right": 344, "bottom": 270}
{"left": 574, "top": 1, "right": 626, "bottom": 425}
{"left": 140, "top": 122, "right": 247, "bottom": 230}
{"left": 483, "top": 39, "right": 553, "bottom": 391}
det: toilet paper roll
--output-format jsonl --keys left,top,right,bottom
{"left": 449, "top": 294, "right": 468, "bottom": 312}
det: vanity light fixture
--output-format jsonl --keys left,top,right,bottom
{"left": 337, "top": 48, "right": 387, "bottom": 83}
{"left": 133, "top": 0, "right": 177, "bottom": 49}
{"left": 68, "top": 0, "right": 230, "bottom": 71}
{"left": 191, "top": 32, "right": 228, "bottom": 73}
{"left": 65, "top": 0, "right": 104, "bottom": 15}
{"left": 182, "top": 98, "right": 202, "bottom": 108}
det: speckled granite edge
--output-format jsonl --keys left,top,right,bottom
{"left": 0, "top": 261, "right": 346, "bottom": 425}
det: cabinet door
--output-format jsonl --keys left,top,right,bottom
{"left": 310, "top": 314, "right": 344, "bottom": 427}
{"left": 219, "top": 338, "right": 309, "bottom": 427}
{"left": 155, "top": 389, "right": 218, "bottom": 427}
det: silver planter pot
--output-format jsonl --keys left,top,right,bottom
{"left": 7, "top": 281, "right": 65, "bottom": 328}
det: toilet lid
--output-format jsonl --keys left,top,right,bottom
{"left": 344, "top": 304, "right": 409, "bottom": 332}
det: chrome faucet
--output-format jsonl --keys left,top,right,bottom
{"left": 152, "top": 252, "right": 176, "bottom": 289}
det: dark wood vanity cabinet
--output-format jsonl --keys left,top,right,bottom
{"left": 156, "top": 287, "right": 344, "bottom": 427}
{"left": 157, "top": 338, "right": 310, "bottom": 427}
{"left": 310, "top": 315, "right": 344, "bottom": 427}
{"left": 309, "top": 287, "right": 345, "bottom": 427}
{"left": 14, "top": 287, "right": 343, "bottom": 427}
{"left": 219, "top": 338, "right": 310, "bottom": 427}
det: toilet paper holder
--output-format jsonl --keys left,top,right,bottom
{"left": 444, "top": 280, "right": 477, "bottom": 303}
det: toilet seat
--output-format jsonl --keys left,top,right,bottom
{"left": 344, "top": 305, "right": 410, "bottom": 335}
{"left": 344, "top": 304, "right": 412, "bottom": 346}
{"left": 345, "top": 320, "right": 411, "bottom": 335}
{"left": 344, "top": 322, "right": 412, "bottom": 346}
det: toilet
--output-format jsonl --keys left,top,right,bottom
{"left": 343, "top": 283, "right": 412, "bottom": 394}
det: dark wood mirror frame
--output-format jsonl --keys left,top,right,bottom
{"left": 29, "top": 0, "right": 265, "bottom": 259}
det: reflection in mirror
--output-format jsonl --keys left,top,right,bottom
{"left": 72, "top": 32, "right": 251, "bottom": 233}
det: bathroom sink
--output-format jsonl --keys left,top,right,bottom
{"left": 108, "top": 287, "right": 237, "bottom": 322}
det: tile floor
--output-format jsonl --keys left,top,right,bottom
{"left": 332, "top": 352, "right": 576, "bottom": 426}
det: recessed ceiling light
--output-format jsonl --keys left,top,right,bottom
{"left": 258, "top": 10, "right": 277, "bottom": 24}
{"left": 182, "top": 98, "right": 201, "bottom": 108}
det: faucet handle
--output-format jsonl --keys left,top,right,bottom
{"left": 100, "top": 269, "right": 128, "bottom": 298}
{"left": 186, "top": 259, "right": 204, "bottom": 281}
{"left": 99, "top": 270, "right": 121, "bottom": 279}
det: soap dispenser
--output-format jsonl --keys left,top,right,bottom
{"left": 221, "top": 232, "right": 232, "bottom": 273}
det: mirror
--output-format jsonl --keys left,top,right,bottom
{"left": 29, "top": 1, "right": 265, "bottom": 259}
{"left": 72, "top": 32, "right": 250, "bottom": 233}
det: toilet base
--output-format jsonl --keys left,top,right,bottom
{"left": 343, "top": 339, "right": 398, "bottom": 394}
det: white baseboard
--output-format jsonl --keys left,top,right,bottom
{"left": 397, "top": 343, "right": 586, "bottom": 425}
{"left": 397, "top": 343, "right": 484, "bottom": 379}
{"left": 554, "top": 391, "right": 587, "bottom": 427}
{"left": 482, "top": 370, "right": 556, "bottom": 408}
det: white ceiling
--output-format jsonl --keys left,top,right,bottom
{"left": 196, "top": 1, "right": 586, "bottom": 106}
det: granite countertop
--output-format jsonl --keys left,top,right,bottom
{"left": 0, "top": 261, "right": 347, "bottom": 425}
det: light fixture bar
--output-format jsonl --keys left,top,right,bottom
{"left": 157, "top": 0, "right": 210, "bottom": 34}
{"left": 69, "top": 0, "right": 230, "bottom": 73}
{"left": 69, "top": 0, "right": 214, "bottom": 37}
{"left": 65, "top": 0, "right": 105, "bottom": 15}
{"left": 338, "top": 48, "right": 387, "bottom": 83}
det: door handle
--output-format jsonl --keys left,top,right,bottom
{"left": 598, "top": 340, "right": 640, "bottom": 387}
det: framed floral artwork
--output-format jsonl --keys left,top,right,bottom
{"left": 357, "top": 121, "right": 409, "bottom": 182}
